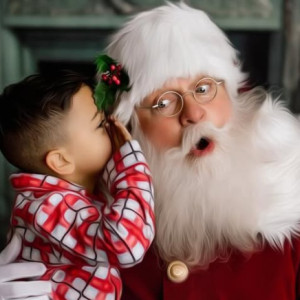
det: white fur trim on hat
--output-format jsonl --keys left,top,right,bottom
{"left": 106, "top": 2, "right": 247, "bottom": 124}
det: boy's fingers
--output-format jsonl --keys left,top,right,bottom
{"left": 106, "top": 115, "right": 131, "bottom": 149}
{"left": 113, "top": 121, "right": 132, "bottom": 141}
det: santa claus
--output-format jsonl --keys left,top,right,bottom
{"left": 107, "top": 3, "right": 300, "bottom": 299}
{"left": 1, "top": 2, "right": 300, "bottom": 300}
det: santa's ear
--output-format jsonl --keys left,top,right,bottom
{"left": 45, "top": 148, "right": 75, "bottom": 175}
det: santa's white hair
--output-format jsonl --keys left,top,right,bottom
{"left": 131, "top": 88, "right": 300, "bottom": 267}
{"left": 107, "top": 2, "right": 246, "bottom": 125}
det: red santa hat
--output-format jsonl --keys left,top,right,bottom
{"left": 106, "top": 2, "right": 247, "bottom": 124}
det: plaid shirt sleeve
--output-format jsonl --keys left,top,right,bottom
{"left": 101, "top": 140, "right": 155, "bottom": 267}
{"left": 12, "top": 140, "right": 155, "bottom": 268}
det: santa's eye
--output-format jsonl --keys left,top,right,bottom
{"left": 195, "top": 84, "right": 211, "bottom": 95}
{"left": 157, "top": 99, "right": 171, "bottom": 108}
{"left": 154, "top": 92, "right": 183, "bottom": 117}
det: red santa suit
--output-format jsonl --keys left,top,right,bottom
{"left": 120, "top": 239, "right": 300, "bottom": 300}
{"left": 10, "top": 140, "right": 155, "bottom": 300}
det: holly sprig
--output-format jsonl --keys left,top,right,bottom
{"left": 94, "top": 54, "right": 130, "bottom": 113}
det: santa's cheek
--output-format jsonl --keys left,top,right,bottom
{"left": 140, "top": 118, "right": 182, "bottom": 149}
{"left": 154, "top": 133, "right": 181, "bottom": 149}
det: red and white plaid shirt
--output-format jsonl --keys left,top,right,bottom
{"left": 10, "top": 140, "right": 155, "bottom": 300}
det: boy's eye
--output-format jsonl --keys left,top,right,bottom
{"left": 97, "top": 119, "right": 106, "bottom": 128}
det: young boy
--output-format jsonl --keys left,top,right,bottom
{"left": 0, "top": 70, "right": 155, "bottom": 299}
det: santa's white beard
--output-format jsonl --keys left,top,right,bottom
{"left": 131, "top": 88, "right": 300, "bottom": 268}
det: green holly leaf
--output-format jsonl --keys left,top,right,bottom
{"left": 94, "top": 54, "right": 130, "bottom": 113}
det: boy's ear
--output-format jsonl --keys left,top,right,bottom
{"left": 45, "top": 148, "right": 75, "bottom": 175}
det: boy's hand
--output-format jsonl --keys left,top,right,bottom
{"left": 105, "top": 115, "right": 132, "bottom": 152}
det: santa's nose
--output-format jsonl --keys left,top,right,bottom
{"left": 180, "top": 93, "right": 205, "bottom": 126}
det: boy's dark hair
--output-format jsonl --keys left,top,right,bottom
{"left": 0, "top": 70, "right": 95, "bottom": 173}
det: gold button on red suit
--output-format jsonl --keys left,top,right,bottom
{"left": 167, "top": 260, "right": 189, "bottom": 283}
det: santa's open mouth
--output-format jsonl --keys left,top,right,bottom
{"left": 189, "top": 137, "right": 214, "bottom": 157}
{"left": 197, "top": 138, "right": 210, "bottom": 150}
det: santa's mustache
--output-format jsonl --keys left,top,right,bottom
{"left": 166, "top": 121, "right": 232, "bottom": 164}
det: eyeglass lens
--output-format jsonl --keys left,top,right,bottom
{"left": 156, "top": 78, "right": 218, "bottom": 116}
{"left": 194, "top": 78, "right": 217, "bottom": 103}
{"left": 157, "top": 92, "right": 183, "bottom": 116}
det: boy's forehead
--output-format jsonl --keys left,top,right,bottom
{"left": 72, "top": 85, "right": 96, "bottom": 105}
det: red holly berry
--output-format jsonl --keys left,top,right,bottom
{"left": 102, "top": 74, "right": 108, "bottom": 81}
{"left": 112, "top": 75, "right": 120, "bottom": 85}
{"left": 110, "top": 64, "right": 116, "bottom": 71}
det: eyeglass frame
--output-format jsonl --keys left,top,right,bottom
{"left": 136, "top": 77, "right": 224, "bottom": 117}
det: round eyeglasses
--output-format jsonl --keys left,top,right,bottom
{"left": 137, "top": 77, "right": 223, "bottom": 117}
